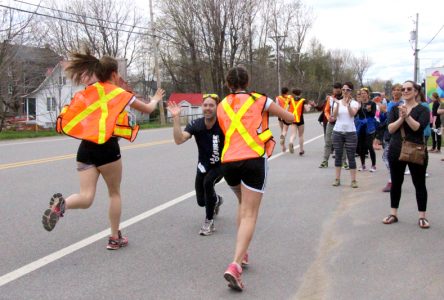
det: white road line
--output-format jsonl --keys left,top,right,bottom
{"left": 0, "top": 134, "right": 324, "bottom": 287}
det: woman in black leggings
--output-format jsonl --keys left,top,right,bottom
{"left": 356, "top": 88, "right": 377, "bottom": 172}
{"left": 382, "top": 81, "right": 430, "bottom": 228}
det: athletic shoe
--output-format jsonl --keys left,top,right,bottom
{"left": 42, "top": 193, "right": 65, "bottom": 232}
{"left": 241, "top": 253, "right": 249, "bottom": 267}
{"left": 358, "top": 165, "right": 366, "bottom": 172}
{"left": 279, "top": 135, "right": 285, "bottom": 145}
{"left": 369, "top": 166, "right": 377, "bottom": 172}
{"left": 214, "top": 195, "right": 224, "bottom": 216}
{"left": 382, "top": 182, "right": 392, "bottom": 192}
{"left": 199, "top": 219, "right": 215, "bottom": 236}
{"left": 351, "top": 180, "right": 358, "bottom": 188}
{"left": 342, "top": 162, "right": 349, "bottom": 170}
{"left": 319, "top": 161, "right": 328, "bottom": 168}
{"left": 107, "top": 230, "right": 128, "bottom": 250}
{"left": 224, "top": 263, "right": 244, "bottom": 291}
{"left": 332, "top": 179, "right": 340, "bottom": 187}
{"left": 289, "top": 143, "right": 294, "bottom": 154}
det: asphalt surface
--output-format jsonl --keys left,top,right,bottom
{"left": 1, "top": 114, "right": 443, "bottom": 299}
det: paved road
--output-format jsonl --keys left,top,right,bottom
{"left": 1, "top": 114, "right": 443, "bottom": 299}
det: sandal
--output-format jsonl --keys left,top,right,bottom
{"left": 382, "top": 214, "right": 398, "bottom": 224}
{"left": 418, "top": 218, "right": 430, "bottom": 229}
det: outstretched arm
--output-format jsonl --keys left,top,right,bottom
{"left": 167, "top": 102, "right": 191, "bottom": 145}
{"left": 130, "top": 89, "right": 165, "bottom": 114}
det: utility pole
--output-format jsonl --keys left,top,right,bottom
{"left": 270, "top": 35, "right": 286, "bottom": 96}
{"left": 413, "top": 13, "right": 420, "bottom": 83}
{"left": 149, "top": 0, "right": 165, "bottom": 125}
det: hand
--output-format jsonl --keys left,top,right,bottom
{"left": 329, "top": 116, "right": 336, "bottom": 122}
{"left": 398, "top": 105, "right": 407, "bottom": 119}
{"left": 167, "top": 101, "right": 182, "bottom": 118}
{"left": 151, "top": 88, "right": 165, "bottom": 103}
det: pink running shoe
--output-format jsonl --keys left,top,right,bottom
{"left": 224, "top": 263, "right": 244, "bottom": 291}
{"left": 107, "top": 230, "right": 128, "bottom": 250}
{"left": 241, "top": 253, "right": 249, "bottom": 267}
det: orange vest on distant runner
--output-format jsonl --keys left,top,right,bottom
{"left": 217, "top": 92, "right": 275, "bottom": 163}
{"left": 290, "top": 97, "right": 305, "bottom": 123}
{"left": 276, "top": 94, "right": 293, "bottom": 111}
{"left": 56, "top": 82, "right": 139, "bottom": 144}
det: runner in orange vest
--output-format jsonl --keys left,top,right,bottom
{"left": 218, "top": 66, "right": 293, "bottom": 291}
{"left": 287, "top": 88, "right": 315, "bottom": 155}
{"left": 41, "top": 50, "right": 165, "bottom": 250}
{"left": 275, "top": 87, "right": 294, "bottom": 152}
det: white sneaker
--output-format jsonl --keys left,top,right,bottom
{"left": 199, "top": 219, "right": 215, "bottom": 236}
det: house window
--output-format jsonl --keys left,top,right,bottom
{"left": 47, "top": 97, "right": 56, "bottom": 111}
{"left": 58, "top": 76, "right": 66, "bottom": 85}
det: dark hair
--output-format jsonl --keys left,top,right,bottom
{"left": 65, "top": 49, "right": 118, "bottom": 85}
{"left": 281, "top": 87, "right": 289, "bottom": 94}
{"left": 292, "top": 88, "right": 302, "bottom": 96}
{"left": 432, "top": 92, "right": 439, "bottom": 100}
{"left": 403, "top": 80, "right": 421, "bottom": 91}
{"left": 226, "top": 66, "right": 249, "bottom": 91}
{"left": 343, "top": 81, "right": 354, "bottom": 90}
{"left": 333, "top": 82, "right": 342, "bottom": 89}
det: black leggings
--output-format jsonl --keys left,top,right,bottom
{"left": 388, "top": 155, "right": 428, "bottom": 212}
{"left": 195, "top": 167, "right": 223, "bottom": 220}
{"left": 431, "top": 130, "right": 441, "bottom": 150}
{"left": 358, "top": 131, "right": 376, "bottom": 166}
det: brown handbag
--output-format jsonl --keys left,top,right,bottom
{"left": 398, "top": 127, "right": 425, "bottom": 165}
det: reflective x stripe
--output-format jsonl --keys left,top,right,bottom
{"left": 292, "top": 100, "right": 304, "bottom": 122}
{"left": 63, "top": 83, "right": 125, "bottom": 144}
{"left": 221, "top": 96, "right": 264, "bottom": 160}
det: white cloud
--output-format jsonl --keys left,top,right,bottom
{"left": 303, "top": 0, "right": 444, "bottom": 83}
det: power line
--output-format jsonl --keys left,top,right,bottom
{"left": 0, "top": 4, "right": 152, "bottom": 37}
{"left": 12, "top": 0, "right": 152, "bottom": 32}
{"left": 420, "top": 23, "right": 444, "bottom": 51}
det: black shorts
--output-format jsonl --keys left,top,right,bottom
{"left": 221, "top": 157, "right": 268, "bottom": 193}
{"left": 76, "top": 137, "right": 121, "bottom": 168}
{"left": 294, "top": 115, "right": 304, "bottom": 126}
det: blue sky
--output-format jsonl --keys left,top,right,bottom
{"left": 303, "top": 0, "right": 444, "bottom": 83}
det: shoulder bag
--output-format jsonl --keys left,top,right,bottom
{"left": 398, "top": 126, "right": 425, "bottom": 165}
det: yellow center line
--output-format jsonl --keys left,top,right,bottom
{"left": 0, "top": 139, "right": 173, "bottom": 170}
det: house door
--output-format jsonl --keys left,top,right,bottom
{"left": 25, "top": 98, "right": 36, "bottom": 120}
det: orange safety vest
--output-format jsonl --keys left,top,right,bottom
{"left": 56, "top": 82, "right": 139, "bottom": 144}
{"left": 217, "top": 92, "right": 275, "bottom": 163}
{"left": 290, "top": 97, "right": 305, "bottom": 123}
{"left": 276, "top": 94, "right": 293, "bottom": 111}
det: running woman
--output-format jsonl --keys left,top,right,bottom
{"left": 41, "top": 50, "right": 165, "bottom": 250}
{"left": 167, "top": 94, "right": 224, "bottom": 236}
{"left": 275, "top": 87, "right": 294, "bottom": 152}
{"left": 217, "top": 66, "right": 293, "bottom": 291}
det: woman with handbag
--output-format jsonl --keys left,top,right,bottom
{"left": 382, "top": 80, "right": 430, "bottom": 228}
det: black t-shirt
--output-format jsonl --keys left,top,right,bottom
{"left": 357, "top": 101, "right": 376, "bottom": 119}
{"left": 432, "top": 101, "right": 442, "bottom": 127}
{"left": 388, "top": 104, "right": 430, "bottom": 157}
{"left": 184, "top": 117, "right": 224, "bottom": 173}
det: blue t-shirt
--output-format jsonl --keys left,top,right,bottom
{"left": 184, "top": 117, "right": 224, "bottom": 173}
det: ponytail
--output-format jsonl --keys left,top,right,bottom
{"left": 65, "top": 49, "right": 118, "bottom": 85}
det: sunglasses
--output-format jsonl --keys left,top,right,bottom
{"left": 203, "top": 93, "right": 219, "bottom": 100}
{"left": 342, "top": 88, "right": 352, "bottom": 92}
{"left": 401, "top": 87, "right": 414, "bottom": 92}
